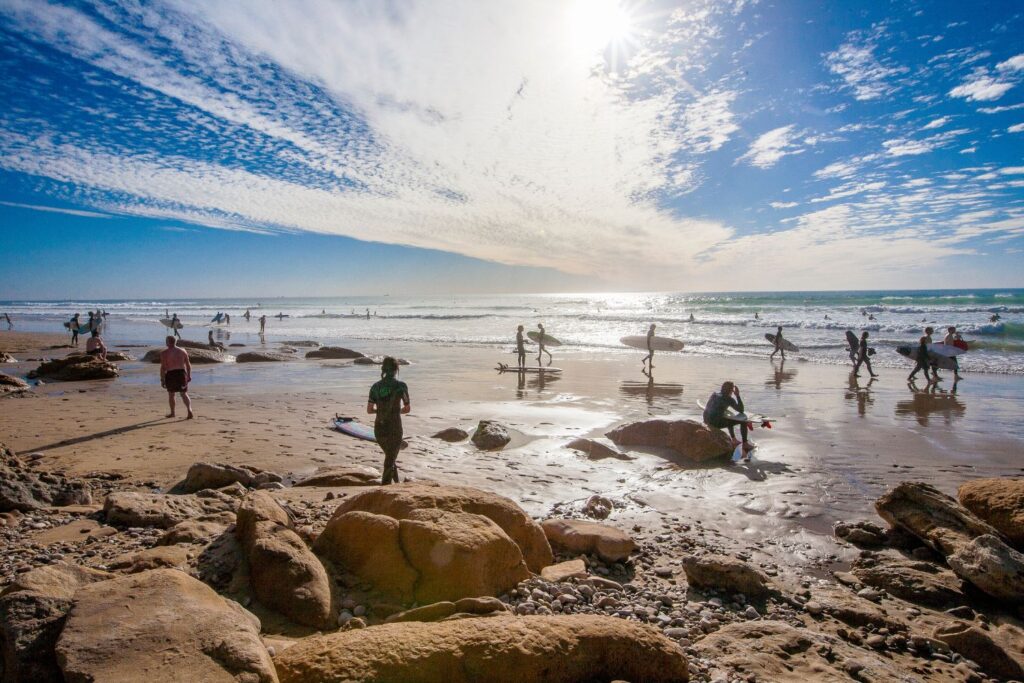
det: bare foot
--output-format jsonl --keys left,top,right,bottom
{"left": 743, "top": 442, "right": 757, "bottom": 452}
{"left": 186, "top": 412, "right": 194, "bottom": 419}
{"left": 166, "top": 413, "right": 175, "bottom": 418}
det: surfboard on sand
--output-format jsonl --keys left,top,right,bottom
{"left": 527, "top": 331, "right": 562, "bottom": 346}
{"left": 896, "top": 346, "right": 957, "bottom": 370}
{"left": 333, "top": 416, "right": 376, "bottom": 442}
{"left": 159, "top": 318, "right": 183, "bottom": 330}
{"left": 929, "top": 342, "right": 967, "bottom": 357}
{"left": 697, "top": 400, "right": 775, "bottom": 427}
{"left": 765, "top": 333, "right": 798, "bottom": 353}
{"left": 496, "top": 363, "right": 562, "bottom": 373}
{"left": 620, "top": 335, "right": 685, "bottom": 352}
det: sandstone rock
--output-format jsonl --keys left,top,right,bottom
{"left": 681, "top": 554, "right": 771, "bottom": 597}
{"left": 934, "top": 620, "right": 1024, "bottom": 680}
{"left": 293, "top": 465, "right": 379, "bottom": 487}
{"left": 540, "top": 558, "right": 588, "bottom": 582}
{"left": 1, "top": 445, "right": 92, "bottom": 512}
{"left": 432, "top": 427, "right": 469, "bottom": 442}
{"left": 304, "top": 346, "right": 365, "bottom": 360}
{"left": 236, "top": 492, "right": 333, "bottom": 628}
{"left": 384, "top": 601, "right": 457, "bottom": 624}
{"left": 236, "top": 351, "right": 294, "bottom": 362}
{"left": 103, "top": 491, "right": 237, "bottom": 528}
{"left": 56, "top": 569, "right": 277, "bottom": 683}
{"left": 0, "top": 562, "right": 112, "bottom": 683}
{"left": 852, "top": 558, "right": 966, "bottom": 608}
{"left": 958, "top": 478, "right": 1024, "bottom": 550}
{"left": 541, "top": 519, "right": 635, "bottom": 563}
{"left": 564, "top": 437, "right": 630, "bottom": 460}
{"left": 273, "top": 615, "right": 688, "bottom": 683}
{"left": 471, "top": 420, "right": 511, "bottom": 450}
{"left": 28, "top": 354, "right": 118, "bottom": 381}
{"left": 0, "top": 373, "right": 28, "bottom": 394}
{"left": 323, "top": 482, "right": 552, "bottom": 572}
{"left": 180, "top": 462, "right": 282, "bottom": 493}
{"left": 279, "top": 340, "right": 320, "bottom": 348}
{"left": 142, "top": 347, "right": 233, "bottom": 364}
{"left": 582, "top": 494, "right": 613, "bottom": 520}
{"left": 808, "top": 585, "right": 904, "bottom": 631}
{"left": 452, "top": 596, "right": 507, "bottom": 615}
{"left": 158, "top": 512, "right": 236, "bottom": 545}
{"left": 606, "top": 418, "right": 732, "bottom": 461}
{"left": 947, "top": 533, "right": 1024, "bottom": 602}
{"left": 175, "top": 339, "right": 219, "bottom": 350}
{"left": 109, "top": 545, "right": 192, "bottom": 573}
{"left": 834, "top": 520, "right": 888, "bottom": 547}
{"left": 874, "top": 482, "right": 1003, "bottom": 557}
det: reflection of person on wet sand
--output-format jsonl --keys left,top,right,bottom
{"left": 536, "top": 323, "right": 552, "bottom": 366}
{"left": 767, "top": 359, "right": 795, "bottom": 390}
{"left": 898, "top": 380, "right": 965, "bottom": 427}
{"left": 642, "top": 323, "right": 656, "bottom": 375}
{"left": 846, "top": 372, "right": 875, "bottom": 417}
{"left": 702, "top": 381, "right": 755, "bottom": 458}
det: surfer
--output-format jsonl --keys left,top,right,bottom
{"left": 536, "top": 323, "right": 553, "bottom": 366}
{"left": 366, "top": 357, "right": 410, "bottom": 485}
{"left": 990, "top": 313, "right": 1001, "bottom": 323}
{"left": 770, "top": 326, "right": 786, "bottom": 360}
{"left": 207, "top": 330, "right": 226, "bottom": 351}
{"left": 642, "top": 323, "right": 656, "bottom": 374}
{"left": 244, "top": 309, "right": 251, "bottom": 321}
{"left": 224, "top": 313, "right": 230, "bottom": 325}
{"left": 160, "top": 336, "right": 193, "bottom": 419}
{"left": 846, "top": 330, "right": 858, "bottom": 366}
{"left": 170, "top": 313, "right": 182, "bottom": 339}
{"left": 907, "top": 327, "right": 934, "bottom": 383}
{"left": 69, "top": 313, "right": 81, "bottom": 345}
{"left": 85, "top": 330, "right": 107, "bottom": 361}
{"left": 258, "top": 315, "right": 266, "bottom": 334}
{"left": 944, "top": 326, "right": 963, "bottom": 381}
{"left": 2, "top": 312, "right": 11, "bottom": 329}
{"left": 515, "top": 325, "right": 527, "bottom": 370}
{"left": 702, "top": 381, "right": 755, "bottom": 457}
{"left": 853, "top": 331, "right": 878, "bottom": 378}
{"left": 754, "top": 312, "right": 759, "bottom": 320}
{"left": 688, "top": 313, "right": 695, "bottom": 322}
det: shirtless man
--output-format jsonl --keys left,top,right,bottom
{"left": 159, "top": 336, "right": 193, "bottom": 419}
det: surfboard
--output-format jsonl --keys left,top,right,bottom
{"left": 765, "top": 333, "right": 798, "bottom": 353}
{"left": 846, "top": 331, "right": 875, "bottom": 356}
{"left": 64, "top": 322, "right": 91, "bottom": 333}
{"left": 160, "top": 318, "right": 184, "bottom": 330}
{"left": 496, "top": 363, "right": 562, "bottom": 373}
{"left": 333, "top": 417, "right": 376, "bottom": 442}
{"left": 211, "top": 313, "right": 223, "bottom": 323}
{"left": 896, "top": 345, "right": 957, "bottom": 370}
{"left": 527, "top": 331, "right": 562, "bottom": 346}
{"left": 929, "top": 342, "right": 967, "bottom": 358}
{"left": 696, "top": 400, "right": 774, "bottom": 426}
{"left": 620, "top": 335, "right": 685, "bottom": 352}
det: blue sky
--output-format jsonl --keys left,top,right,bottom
{"left": 1, "top": 0, "right": 1022, "bottom": 297}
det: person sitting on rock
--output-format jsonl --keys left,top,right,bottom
{"left": 207, "top": 330, "right": 226, "bottom": 351}
{"left": 702, "top": 381, "right": 755, "bottom": 457}
{"left": 85, "top": 330, "right": 107, "bottom": 361}
{"left": 367, "top": 357, "right": 410, "bottom": 485}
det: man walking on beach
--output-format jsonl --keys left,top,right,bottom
{"left": 170, "top": 313, "right": 181, "bottom": 339}
{"left": 944, "top": 326, "right": 964, "bottom": 382}
{"left": 367, "top": 357, "right": 410, "bottom": 485}
{"left": 536, "top": 323, "right": 553, "bottom": 366}
{"left": 770, "top": 326, "right": 785, "bottom": 360}
{"left": 69, "top": 313, "right": 81, "bottom": 345}
{"left": 702, "top": 381, "right": 755, "bottom": 459}
{"left": 160, "top": 336, "right": 193, "bottom": 419}
{"left": 258, "top": 314, "right": 266, "bottom": 334}
{"left": 908, "top": 327, "right": 934, "bottom": 384}
{"left": 853, "top": 331, "right": 878, "bottom": 378}
{"left": 515, "top": 325, "right": 527, "bottom": 370}
{"left": 642, "top": 323, "right": 656, "bottom": 374}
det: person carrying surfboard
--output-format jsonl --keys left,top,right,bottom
{"left": 702, "top": 381, "right": 755, "bottom": 457}
{"left": 770, "top": 326, "right": 785, "bottom": 360}
{"left": 536, "top": 323, "right": 553, "bottom": 366}
{"left": 853, "top": 331, "right": 878, "bottom": 379}
{"left": 642, "top": 323, "right": 656, "bottom": 374}
{"left": 170, "top": 313, "right": 181, "bottom": 339}
{"left": 367, "top": 357, "right": 411, "bottom": 485}
{"left": 258, "top": 315, "right": 266, "bottom": 334}
{"left": 944, "top": 326, "right": 963, "bottom": 382}
{"left": 515, "top": 325, "right": 527, "bottom": 370}
{"left": 907, "top": 327, "right": 934, "bottom": 383}
{"left": 69, "top": 313, "right": 81, "bottom": 345}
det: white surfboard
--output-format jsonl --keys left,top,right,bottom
{"left": 929, "top": 342, "right": 966, "bottom": 358}
{"left": 527, "top": 331, "right": 562, "bottom": 347}
{"left": 160, "top": 318, "right": 183, "bottom": 330}
{"left": 620, "top": 335, "right": 685, "bottom": 352}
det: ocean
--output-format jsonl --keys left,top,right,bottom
{"left": 2, "top": 289, "right": 1023, "bottom": 375}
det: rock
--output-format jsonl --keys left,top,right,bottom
{"left": 471, "top": 420, "right": 511, "bottom": 450}
{"left": 279, "top": 340, "right": 320, "bottom": 348}
{"left": 180, "top": 462, "right": 282, "bottom": 493}
{"left": 236, "top": 351, "right": 294, "bottom": 362}
{"left": 304, "top": 346, "right": 365, "bottom": 360}
{"left": 0, "top": 562, "right": 113, "bottom": 683}
{"left": 0, "top": 373, "right": 29, "bottom": 394}
{"left": 236, "top": 492, "right": 333, "bottom": 629}
{"left": 103, "top": 490, "right": 238, "bottom": 528}
{"left": 947, "top": 534, "right": 1024, "bottom": 602}
{"left": 808, "top": 585, "right": 903, "bottom": 631}
{"left": 541, "top": 558, "right": 589, "bottom": 582}
{"left": 1, "top": 444, "right": 93, "bottom": 512}
{"left": 273, "top": 615, "right": 688, "bottom": 683}
{"left": 28, "top": 354, "right": 119, "bottom": 381}
{"left": 694, "top": 621, "right": 909, "bottom": 682}
{"left": 934, "top": 621, "right": 1024, "bottom": 680}
{"left": 958, "top": 478, "right": 1024, "bottom": 550}
{"left": 834, "top": 520, "right": 887, "bottom": 547}
{"left": 56, "top": 569, "right": 277, "bottom": 683}
{"left": 852, "top": 559, "right": 966, "bottom": 608}
{"left": 681, "top": 554, "right": 771, "bottom": 597}
{"left": 582, "top": 494, "right": 613, "bottom": 520}
{"left": 353, "top": 355, "right": 410, "bottom": 365}
{"left": 321, "top": 482, "right": 552, "bottom": 572}
{"left": 564, "top": 437, "right": 630, "bottom": 460}
{"left": 605, "top": 418, "right": 732, "bottom": 461}
{"left": 142, "top": 347, "right": 233, "bottom": 364}
{"left": 874, "top": 482, "right": 1003, "bottom": 557}
{"left": 432, "top": 427, "right": 469, "bottom": 442}
{"left": 174, "top": 339, "right": 221, "bottom": 350}
{"left": 109, "top": 545, "right": 192, "bottom": 573}
{"left": 0, "top": 352, "right": 15, "bottom": 362}
{"left": 293, "top": 465, "right": 380, "bottom": 487}
{"left": 540, "top": 519, "right": 635, "bottom": 563}
{"left": 452, "top": 596, "right": 507, "bottom": 615}
{"left": 158, "top": 513, "right": 235, "bottom": 545}
{"left": 384, "top": 601, "right": 458, "bottom": 623}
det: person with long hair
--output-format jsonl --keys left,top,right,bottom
{"left": 367, "top": 357, "right": 411, "bottom": 485}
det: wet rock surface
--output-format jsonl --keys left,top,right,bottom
{"left": 28, "top": 355, "right": 119, "bottom": 381}
{"left": 471, "top": 420, "right": 511, "bottom": 450}
{"left": 606, "top": 418, "right": 732, "bottom": 462}
{"left": 304, "top": 346, "right": 365, "bottom": 359}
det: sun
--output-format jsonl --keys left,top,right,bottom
{"left": 566, "top": 0, "right": 635, "bottom": 57}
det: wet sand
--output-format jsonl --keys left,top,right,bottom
{"left": 3, "top": 328, "right": 1022, "bottom": 579}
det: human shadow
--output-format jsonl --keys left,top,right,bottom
{"left": 765, "top": 359, "right": 797, "bottom": 390}
{"left": 619, "top": 375, "right": 684, "bottom": 409}
{"left": 725, "top": 456, "right": 794, "bottom": 483}
{"left": 23, "top": 418, "right": 169, "bottom": 453}
{"left": 896, "top": 381, "right": 965, "bottom": 426}
{"left": 844, "top": 371, "right": 876, "bottom": 417}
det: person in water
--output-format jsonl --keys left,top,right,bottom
{"left": 642, "top": 323, "right": 656, "bottom": 374}
{"left": 85, "top": 329, "right": 107, "bottom": 361}
{"left": 160, "top": 336, "right": 193, "bottom": 419}
{"left": 853, "top": 331, "right": 878, "bottom": 378}
{"left": 536, "top": 323, "right": 553, "bottom": 365}
{"left": 258, "top": 315, "right": 266, "bottom": 334}
{"left": 515, "top": 325, "right": 527, "bottom": 370}
{"left": 69, "top": 313, "right": 81, "bottom": 345}
{"left": 944, "top": 326, "right": 963, "bottom": 381}
{"left": 703, "top": 381, "right": 755, "bottom": 457}
{"left": 367, "top": 357, "right": 410, "bottom": 485}
{"left": 770, "top": 326, "right": 785, "bottom": 360}
{"left": 908, "top": 327, "right": 934, "bottom": 383}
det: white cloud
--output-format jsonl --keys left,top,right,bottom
{"left": 1010, "top": 123, "right": 1024, "bottom": 133}
{"left": 996, "top": 54, "right": 1024, "bottom": 72}
{"left": 960, "top": 147, "right": 976, "bottom": 154}
{"left": 949, "top": 67, "right": 1015, "bottom": 101}
{"left": 770, "top": 201, "right": 798, "bottom": 209}
{"left": 739, "top": 125, "right": 804, "bottom": 168}
{"left": 679, "top": 90, "right": 739, "bottom": 154}
{"left": 883, "top": 138, "right": 932, "bottom": 156}
{"left": 825, "top": 29, "right": 907, "bottom": 100}
{"left": 1001, "top": 167, "right": 1024, "bottom": 175}
{"left": 921, "top": 116, "right": 949, "bottom": 130}
{"left": 0, "top": 200, "right": 113, "bottom": 218}
{"left": 809, "top": 180, "right": 887, "bottom": 203}
{"left": 978, "top": 103, "right": 1024, "bottom": 114}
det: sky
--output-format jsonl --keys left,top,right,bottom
{"left": 0, "top": 0, "right": 1023, "bottom": 298}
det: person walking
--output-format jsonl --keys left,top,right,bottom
{"left": 770, "top": 326, "right": 786, "bottom": 360}
{"left": 515, "top": 325, "right": 527, "bottom": 370}
{"left": 160, "top": 336, "right": 193, "bottom": 419}
{"left": 944, "top": 326, "right": 963, "bottom": 381}
{"left": 367, "top": 357, "right": 410, "bottom": 485}
{"left": 2, "top": 312, "right": 11, "bottom": 329}
{"left": 853, "top": 331, "right": 878, "bottom": 378}
{"left": 536, "top": 323, "right": 553, "bottom": 366}
{"left": 258, "top": 315, "right": 266, "bottom": 334}
{"left": 908, "top": 327, "right": 934, "bottom": 383}
{"left": 69, "top": 313, "right": 81, "bottom": 345}
{"left": 170, "top": 313, "right": 181, "bottom": 339}
{"left": 642, "top": 323, "right": 656, "bottom": 374}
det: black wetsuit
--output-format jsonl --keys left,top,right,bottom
{"left": 908, "top": 337, "right": 931, "bottom": 381}
{"left": 369, "top": 376, "right": 409, "bottom": 485}
{"left": 854, "top": 337, "right": 874, "bottom": 376}
{"left": 516, "top": 331, "right": 526, "bottom": 368}
{"left": 703, "top": 391, "right": 747, "bottom": 442}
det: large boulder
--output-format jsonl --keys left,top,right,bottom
{"left": 305, "top": 346, "right": 365, "bottom": 360}
{"left": 236, "top": 492, "right": 333, "bottom": 629}
{"left": 158, "top": 512, "right": 236, "bottom": 546}
{"left": 28, "top": 355, "right": 118, "bottom": 381}
{"left": 279, "top": 340, "right": 320, "bottom": 348}
{"left": 947, "top": 534, "right": 1024, "bottom": 602}
{"left": 55, "top": 569, "right": 277, "bottom": 683}
{"left": 293, "top": 465, "right": 379, "bottom": 487}
{"left": 142, "top": 347, "right": 233, "bottom": 364}
{"left": 0, "top": 373, "right": 28, "bottom": 394}
{"left": 680, "top": 554, "right": 771, "bottom": 598}
{"left": 606, "top": 418, "right": 732, "bottom": 461}
{"left": 852, "top": 558, "right": 965, "bottom": 608}
{"left": 933, "top": 621, "right": 1024, "bottom": 681}
{"left": 0, "top": 563, "right": 112, "bottom": 683}
{"left": 180, "top": 462, "right": 282, "bottom": 493}
{"left": 103, "top": 491, "right": 238, "bottom": 528}
{"left": 273, "top": 615, "right": 688, "bottom": 683}
{"left": 236, "top": 351, "right": 294, "bottom": 362}
{"left": 322, "top": 483, "right": 552, "bottom": 572}
{"left": 471, "top": 420, "right": 511, "bottom": 450}
{"left": 874, "top": 482, "right": 1003, "bottom": 558}
{"left": 540, "top": 519, "right": 635, "bottom": 563}
{"left": 564, "top": 437, "right": 630, "bottom": 460}
{"left": 1, "top": 445, "right": 93, "bottom": 512}
{"left": 958, "top": 478, "right": 1024, "bottom": 549}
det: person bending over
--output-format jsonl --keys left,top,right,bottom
{"left": 703, "top": 381, "right": 755, "bottom": 455}
{"left": 160, "top": 336, "right": 193, "bottom": 419}
{"left": 367, "top": 357, "right": 411, "bottom": 485}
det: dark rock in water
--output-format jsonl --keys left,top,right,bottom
{"left": 432, "top": 427, "right": 469, "bottom": 442}
{"left": 279, "top": 340, "right": 320, "bottom": 347}
{"left": 28, "top": 355, "right": 118, "bottom": 381}
{"left": 229, "top": 343, "right": 245, "bottom": 347}
{"left": 0, "top": 372, "right": 29, "bottom": 394}
{"left": 606, "top": 418, "right": 732, "bottom": 462}
{"left": 958, "top": 478, "right": 1024, "bottom": 550}
{"left": 564, "top": 437, "right": 630, "bottom": 461}
{"left": 681, "top": 553, "right": 772, "bottom": 597}
{"left": 305, "top": 346, "right": 365, "bottom": 359}
{"left": 354, "top": 355, "right": 410, "bottom": 365}
{"left": 141, "top": 347, "right": 232, "bottom": 364}
{"left": 582, "top": 494, "right": 613, "bottom": 520}
{"left": 236, "top": 351, "right": 294, "bottom": 362}
{"left": 1, "top": 444, "right": 93, "bottom": 512}
{"left": 172, "top": 339, "right": 215, "bottom": 350}
{"left": 471, "top": 420, "right": 511, "bottom": 450}
{"left": 64, "top": 350, "right": 134, "bottom": 362}
{"left": 178, "top": 462, "right": 282, "bottom": 493}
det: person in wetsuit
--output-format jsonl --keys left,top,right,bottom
{"left": 853, "top": 331, "right": 878, "bottom": 378}
{"left": 367, "top": 357, "right": 411, "bottom": 485}
{"left": 642, "top": 323, "right": 656, "bottom": 374}
{"left": 944, "top": 326, "right": 963, "bottom": 382}
{"left": 770, "top": 326, "right": 786, "bottom": 360}
{"left": 702, "top": 381, "right": 755, "bottom": 457}
{"left": 907, "top": 327, "right": 933, "bottom": 383}
{"left": 536, "top": 323, "right": 553, "bottom": 365}
{"left": 515, "top": 325, "right": 527, "bottom": 370}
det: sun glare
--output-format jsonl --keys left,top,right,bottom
{"left": 567, "top": 0, "right": 635, "bottom": 57}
